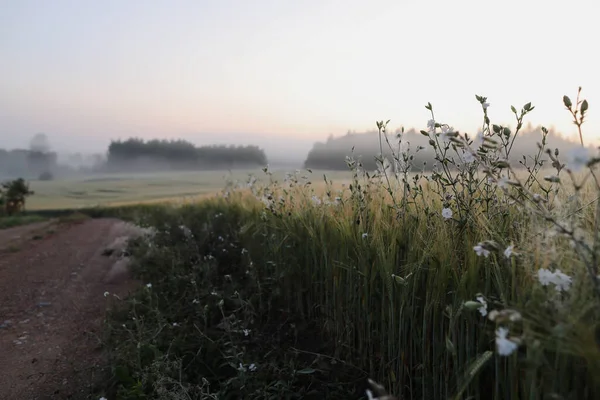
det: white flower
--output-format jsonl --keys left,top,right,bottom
{"left": 503, "top": 245, "right": 514, "bottom": 259}
{"left": 311, "top": 195, "right": 322, "bottom": 205}
{"left": 146, "top": 283, "right": 152, "bottom": 288}
{"left": 473, "top": 243, "right": 490, "bottom": 257}
{"left": 537, "top": 268, "right": 554, "bottom": 286}
{"left": 567, "top": 146, "right": 593, "bottom": 172}
{"left": 497, "top": 177, "right": 509, "bottom": 189}
{"left": 427, "top": 119, "right": 436, "bottom": 133}
{"left": 537, "top": 268, "right": 572, "bottom": 292}
{"left": 472, "top": 132, "right": 485, "bottom": 150}
{"left": 552, "top": 269, "right": 572, "bottom": 292}
{"left": 483, "top": 102, "right": 490, "bottom": 110}
{"left": 172, "top": 322, "right": 179, "bottom": 327}
{"left": 462, "top": 151, "right": 476, "bottom": 163}
{"left": 495, "top": 327, "right": 518, "bottom": 356}
{"left": 476, "top": 296, "right": 488, "bottom": 317}
{"left": 442, "top": 208, "right": 453, "bottom": 219}
{"left": 243, "top": 329, "right": 251, "bottom": 337}
{"left": 103, "top": 291, "right": 109, "bottom": 298}
{"left": 192, "top": 299, "right": 199, "bottom": 304}
{"left": 362, "top": 233, "right": 368, "bottom": 239}
{"left": 248, "top": 363, "right": 257, "bottom": 371}
{"left": 99, "top": 397, "right": 108, "bottom": 400}
{"left": 440, "top": 126, "right": 453, "bottom": 142}
{"left": 179, "top": 225, "right": 193, "bottom": 238}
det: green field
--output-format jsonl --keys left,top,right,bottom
{"left": 24, "top": 169, "right": 355, "bottom": 211}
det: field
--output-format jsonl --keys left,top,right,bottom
{"left": 23, "top": 169, "right": 355, "bottom": 211}
{"left": 3, "top": 110, "right": 600, "bottom": 399}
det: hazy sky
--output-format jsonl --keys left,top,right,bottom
{"left": 1, "top": 0, "right": 599, "bottom": 159}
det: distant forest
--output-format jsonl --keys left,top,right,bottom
{"left": 0, "top": 134, "right": 268, "bottom": 180}
{"left": 106, "top": 138, "right": 268, "bottom": 172}
{"left": 303, "top": 124, "right": 593, "bottom": 171}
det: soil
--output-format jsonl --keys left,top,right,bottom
{"left": 0, "top": 218, "right": 143, "bottom": 400}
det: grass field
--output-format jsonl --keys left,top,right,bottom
{"left": 23, "top": 169, "right": 355, "bottom": 211}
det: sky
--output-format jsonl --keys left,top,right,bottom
{"left": 1, "top": 0, "right": 599, "bottom": 161}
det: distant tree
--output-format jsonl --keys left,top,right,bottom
{"left": 1, "top": 178, "right": 34, "bottom": 215}
{"left": 29, "top": 133, "right": 51, "bottom": 153}
{"left": 106, "top": 138, "right": 268, "bottom": 171}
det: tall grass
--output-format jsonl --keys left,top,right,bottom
{"left": 102, "top": 90, "right": 600, "bottom": 399}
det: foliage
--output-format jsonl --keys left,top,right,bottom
{"left": 0, "top": 178, "right": 34, "bottom": 215}
{"left": 106, "top": 138, "right": 268, "bottom": 172}
{"left": 100, "top": 89, "right": 600, "bottom": 399}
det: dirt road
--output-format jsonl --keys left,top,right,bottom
{"left": 0, "top": 218, "right": 142, "bottom": 400}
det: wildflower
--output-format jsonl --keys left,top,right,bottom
{"left": 243, "top": 329, "right": 251, "bottom": 337}
{"left": 488, "top": 309, "right": 521, "bottom": 323}
{"left": 440, "top": 126, "right": 452, "bottom": 142}
{"left": 427, "top": 119, "right": 436, "bottom": 133}
{"left": 497, "top": 177, "right": 510, "bottom": 189}
{"left": 537, "top": 268, "right": 572, "bottom": 292}
{"left": 483, "top": 102, "right": 490, "bottom": 110}
{"left": 537, "top": 268, "right": 554, "bottom": 286}
{"left": 552, "top": 269, "right": 572, "bottom": 292}
{"left": 473, "top": 243, "right": 490, "bottom": 257}
{"left": 476, "top": 296, "right": 488, "bottom": 317}
{"left": 248, "top": 363, "right": 257, "bottom": 371}
{"left": 103, "top": 291, "right": 109, "bottom": 298}
{"left": 442, "top": 208, "right": 453, "bottom": 219}
{"left": 462, "top": 151, "right": 476, "bottom": 163}
{"left": 179, "top": 225, "right": 193, "bottom": 238}
{"left": 224, "top": 274, "right": 232, "bottom": 281}
{"left": 472, "top": 132, "right": 485, "bottom": 150}
{"left": 146, "top": 283, "right": 152, "bottom": 288}
{"left": 567, "top": 146, "right": 592, "bottom": 171}
{"left": 192, "top": 299, "right": 199, "bottom": 304}
{"left": 172, "top": 322, "right": 179, "bottom": 327}
{"left": 362, "top": 233, "right": 368, "bottom": 239}
{"left": 495, "top": 327, "right": 518, "bottom": 356}
{"left": 311, "top": 195, "right": 322, "bottom": 205}
{"left": 503, "top": 244, "right": 514, "bottom": 259}
{"left": 509, "top": 311, "right": 522, "bottom": 322}
{"left": 211, "top": 290, "right": 218, "bottom": 296}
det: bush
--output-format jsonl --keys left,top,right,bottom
{"left": 1, "top": 178, "right": 34, "bottom": 215}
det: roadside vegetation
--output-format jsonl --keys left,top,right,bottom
{"left": 0, "top": 177, "right": 40, "bottom": 229}
{"left": 8, "top": 90, "right": 600, "bottom": 399}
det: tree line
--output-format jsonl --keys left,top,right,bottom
{"left": 303, "top": 125, "right": 589, "bottom": 171}
{"left": 106, "top": 138, "right": 268, "bottom": 171}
